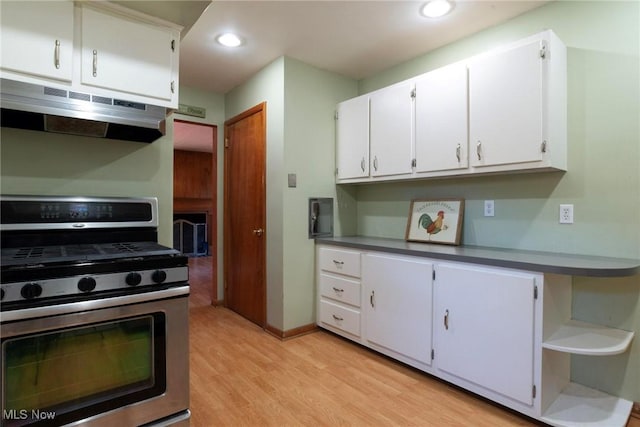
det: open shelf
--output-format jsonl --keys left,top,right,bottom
{"left": 541, "top": 382, "right": 633, "bottom": 427}
{"left": 542, "top": 320, "right": 634, "bottom": 356}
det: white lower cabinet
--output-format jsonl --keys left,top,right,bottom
{"left": 433, "top": 263, "right": 541, "bottom": 415}
{"left": 315, "top": 244, "right": 635, "bottom": 426}
{"left": 363, "top": 253, "right": 433, "bottom": 369}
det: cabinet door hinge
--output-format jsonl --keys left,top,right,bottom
{"left": 411, "top": 88, "right": 416, "bottom": 99}
{"left": 171, "top": 39, "right": 176, "bottom": 52}
{"left": 432, "top": 270, "right": 436, "bottom": 281}
{"left": 532, "top": 385, "right": 537, "bottom": 399}
{"left": 171, "top": 81, "right": 175, "bottom": 93}
{"left": 224, "top": 137, "right": 230, "bottom": 148}
{"left": 334, "top": 111, "right": 339, "bottom": 120}
{"left": 534, "top": 285, "right": 538, "bottom": 300}
{"left": 431, "top": 349, "right": 435, "bottom": 360}
{"left": 335, "top": 167, "right": 339, "bottom": 176}
{"left": 411, "top": 158, "right": 416, "bottom": 168}
{"left": 539, "top": 41, "right": 547, "bottom": 59}
{"left": 541, "top": 140, "right": 547, "bottom": 153}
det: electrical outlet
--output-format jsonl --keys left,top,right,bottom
{"left": 559, "top": 204, "right": 574, "bottom": 224}
{"left": 484, "top": 200, "right": 495, "bottom": 217}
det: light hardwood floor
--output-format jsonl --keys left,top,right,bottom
{"left": 187, "top": 256, "right": 640, "bottom": 427}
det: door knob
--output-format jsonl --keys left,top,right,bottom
{"left": 253, "top": 228, "right": 264, "bottom": 236}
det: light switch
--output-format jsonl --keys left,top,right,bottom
{"left": 288, "top": 173, "right": 297, "bottom": 188}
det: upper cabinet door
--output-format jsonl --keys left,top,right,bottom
{"left": 0, "top": 1, "right": 74, "bottom": 82}
{"left": 469, "top": 38, "right": 544, "bottom": 167}
{"left": 415, "top": 63, "right": 468, "bottom": 173}
{"left": 81, "top": 7, "right": 178, "bottom": 103}
{"left": 369, "top": 82, "right": 414, "bottom": 178}
{"left": 336, "top": 95, "right": 370, "bottom": 180}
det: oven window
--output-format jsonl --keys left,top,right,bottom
{"left": 2, "top": 314, "right": 166, "bottom": 426}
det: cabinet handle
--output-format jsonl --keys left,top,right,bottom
{"left": 171, "top": 80, "right": 175, "bottom": 93}
{"left": 456, "top": 144, "right": 461, "bottom": 162}
{"left": 476, "top": 141, "right": 482, "bottom": 161}
{"left": 444, "top": 309, "right": 449, "bottom": 330}
{"left": 373, "top": 156, "right": 379, "bottom": 171}
{"left": 360, "top": 157, "right": 365, "bottom": 172}
{"left": 332, "top": 314, "right": 343, "bottom": 322}
{"left": 92, "top": 50, "right": 98, "bottom": 77}
{"left": 252, "top": 228, "right": 264, "bottom": 236}
{"left": 54, "top": 40, "right": 61, "bottom": 69}
{"left": 332, "top": 287, "right": 344, "bottom": 293}
{"left": 332, "top": 260, "right": 344, "bottom": 266}
{"left": 370, "top": 290, "right": 375, "bottom": 308}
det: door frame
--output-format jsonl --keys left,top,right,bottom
{"left": 223, "top": 102, "right": 267, "bottom": 326}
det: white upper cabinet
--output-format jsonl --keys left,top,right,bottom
{"left": 0, "top": 1, "right": 74, "bottom": 83}
{"left": 369, "top": 81, "right": 414, "bottom": 178}
{"left": 468, "top": 30, "right": 567, "bottom": 172}
{"left": 334, "top": 30, "right": 566, "bottom": 184}
{"left": 80, "top": 6, "right": 179, "bottom": 104}
{"left": 415, "top": 62, "right": 468, "bottom": 174}
{"left": 336, "top": 95, "right": 370, "bottom": 180}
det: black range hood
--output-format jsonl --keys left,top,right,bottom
{"left": 0, "top": 79, "right": 167, "bottom": 143}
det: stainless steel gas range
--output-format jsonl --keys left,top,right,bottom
{"left": 0, "top": 195, "right": 190, "bottom": 427}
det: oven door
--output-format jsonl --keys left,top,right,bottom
{"left": 1, "top": 288, "right": 189, "bottom": 427}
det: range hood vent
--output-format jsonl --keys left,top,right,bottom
{"left": 1, "top": 79, "right": 167, "bottom": 143}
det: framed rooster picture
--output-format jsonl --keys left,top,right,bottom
{"left": 405, "top": 199, "right": 464, "bottom": 245}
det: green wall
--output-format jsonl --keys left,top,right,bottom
{"left": 0, "top": 122, "right": 175, "bottom": 246}
{"left": 354, "top": 0, "right": 639, "bottom": 401}
{"left": 282, "top": 57, "right": 358, "bottom": 330}
{"left": 225, "top": 57, "right": 358, "bottom": 331}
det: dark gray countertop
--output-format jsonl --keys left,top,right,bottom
{"left": 315, "top": 236, "right": 640, "bottom": 278}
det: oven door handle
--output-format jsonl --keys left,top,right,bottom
{"left": 0, "top": 285, "right": 190, "bottom": 322}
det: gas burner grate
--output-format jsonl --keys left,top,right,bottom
{"left": 12, "top": 247, "right": 45, "bottom": 259}
{"left": 111, "top": 243, "right": 143, "bottom": 253}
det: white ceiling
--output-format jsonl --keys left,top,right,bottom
{"left": 122, "top": 0, "right": 549, "bottom": 151}
{"left": 179, "top": 0, "right": 549, "bottom": 94}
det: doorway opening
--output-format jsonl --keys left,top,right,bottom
{"left": 173, "top": 119, "right": 218, "bottom": 307}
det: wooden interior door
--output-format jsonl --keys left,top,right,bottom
{"left": 224, "top": 103, "right": 266, "bottom": 326}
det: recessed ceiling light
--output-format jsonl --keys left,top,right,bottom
{"left": 216, "top": 33, "right": 243, "bottom": 48}
{"left": 421, "top": 0, "right": 453, "bottom": 18}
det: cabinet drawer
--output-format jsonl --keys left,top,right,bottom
{"left": 319, "top": 300, "right": 360, "bottom": 337}
{"left": 318, "top": 247, "right": 361, "bottom": 277}
{"left": 319, "top": 273, "right": 360, "bottom": 307}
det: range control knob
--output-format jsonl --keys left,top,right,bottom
{"left": 21, "top": 283, "right": 43, "bottom": 300}
{"left": 78, "top": 277, "right": 97, "bottom": 292}
{"left": 151, "top": 270, "right": 167, "bottom": 284}
{"left": 125, "top": 272, "right": 142, "bottom": 287}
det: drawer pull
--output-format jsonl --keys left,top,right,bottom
{"left": 332, "top": 287, "right": 344, "bottom": 293}
{"left": 444, "top": 309, "right": 449, "bottom": 330}
{"left": 332, "top": 260, "right": 344, "bottom": 266}
{"left": 332, "top": 314, "right": 344, "bottom": 322}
